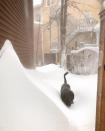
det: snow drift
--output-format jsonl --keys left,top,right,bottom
{"left": 0, "top": 40, "right": 98, "bottom": 131}
{"left": 0, "top": 40, "right": 73, "bottom": 131}
{"left": 27, "top": 64, "right": 98, "bottom": 131}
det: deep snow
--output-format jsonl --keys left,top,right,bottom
{"left": 27, "top": 64, "right": 97, "bottom": 131}
{"left": 0, "top": 40, "right": 98, "bottom": 131}
{"left": 0, "top": 40, "right": 73, "bottom": 131}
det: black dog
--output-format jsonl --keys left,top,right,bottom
{"left": 60, "top": 72, "right": 74, "bottom": 107}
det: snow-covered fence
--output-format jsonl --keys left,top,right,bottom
{"left": 67, "top": 47, "right": 99, "bottom": 75}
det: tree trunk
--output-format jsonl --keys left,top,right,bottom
{"left": 61, "top": 46, "right": 67, "bottom": 69}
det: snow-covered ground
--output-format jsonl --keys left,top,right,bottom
{"left": 27, "top": 64, "right": 97, "bottom": 131}
{"left": 0, "top": 40, "right": 98, "bottom": 131}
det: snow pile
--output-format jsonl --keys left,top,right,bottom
{"left": 27, "top": 64, "right": 98, "bottom": 131}
{"left": 71, "top": 46, "right": 99, "bottom": 54}
{"left": 0, "top": 40, "right": 73, "bottom": 131}
{"left": 0, "top": 40, "right": 98, "bottom": 131}
{"left": 36, "top": 64, "right": 60, "bottom": 72}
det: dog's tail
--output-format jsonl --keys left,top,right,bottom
{"left": 64, "top": 72, "right": 69, "bottom": 84}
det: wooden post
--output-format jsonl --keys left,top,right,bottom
{"left": 96, "top": 2, "right": 105, "bottom": 131}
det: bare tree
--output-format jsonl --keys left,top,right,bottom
{"left": 43, "top": 0, "right": 98, "bottom": 68}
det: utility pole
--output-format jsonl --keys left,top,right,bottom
{"left": 60, "top": 0, "right": 68, "bottom": 67}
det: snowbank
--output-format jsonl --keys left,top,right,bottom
{"left": 27, "top": 64, "right": 98, "bottom": 131}
{"left": 71, "top": 46, "right": 99, "bottom": 54}
{"left": 0, "top": 40, "right": 97, "bottom": 131}
{"left": 0, "top": 40, "right": 73, "bottom": 131}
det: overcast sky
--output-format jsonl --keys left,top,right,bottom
{"left": 33, "top": 0, "right": 42, "bottom": 6}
